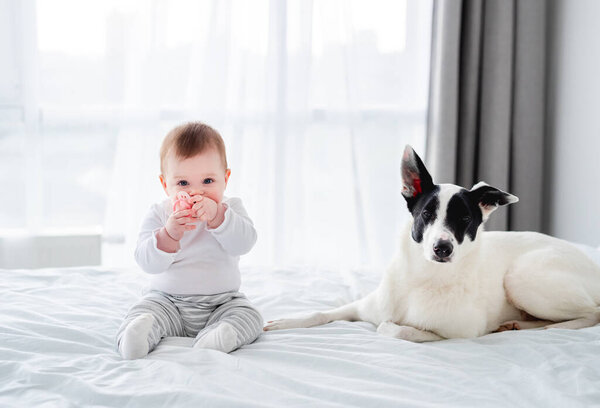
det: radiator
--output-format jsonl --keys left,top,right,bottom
{"left": 0, "top": 233, "right": 101, "bottom": 268}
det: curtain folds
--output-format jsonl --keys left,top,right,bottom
{"left": 426, "top": 0, "right": 547, "bottom": 232}
{"left": 101, "top": 0, "right": 433, "bottom": 269}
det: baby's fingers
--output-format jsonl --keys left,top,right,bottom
{"left": 176, "top": 216, "right": 197, "bottom": 225}
{"left": 192, "top": 202, "right": 205, "bottom": 212}
{"left": 173, "top": 209, "right": 192, "bottom": 219}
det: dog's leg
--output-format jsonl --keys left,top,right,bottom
{"left": 504, "top": 250, "right": 600, "bottom": 330}
{"left": 544, "top": 311, "right": 600, "bottom": 330}
{"left": 499, "top": 312, "right": 600, "bottom": 331}
{"left": 497, "top": 312, "right": 600, "bottom": 332}
{"left": 376, "top": 321, "right": 443, "bottom": 342}
{"left": 263, "top": 299, "right": 365, "bottom": 331}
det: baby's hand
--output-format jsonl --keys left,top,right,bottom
{"left": 165, "top": 209, "right": 197, "bottom": 241}
{"left": 190, "top": 195, "right": 224, "bottom": 227}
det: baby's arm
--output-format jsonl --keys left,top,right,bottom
{"left": 155, "top": 227, "right": 179, "bottom": 253}
{"left": 135, "top": 205, "right": 195, "bottom": 274}
{"left": 208, "top": 198, "right": 257, "bottom": 256}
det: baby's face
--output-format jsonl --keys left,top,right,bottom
{"left": 160, "top": 148, "right": 230, "bottom": 204}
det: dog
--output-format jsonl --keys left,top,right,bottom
{"left": 263, "top": 146, "right": 600, "bottom": 342}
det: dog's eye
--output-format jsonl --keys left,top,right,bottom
{"left": 422, "top": 210, "right": 432, "bottom": 220}
{"left": 462, "top": 215, "right": 472, "bottom": 223}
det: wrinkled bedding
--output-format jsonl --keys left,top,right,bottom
{"left": 1, "top": 245, "right": 600, "bottom": 407}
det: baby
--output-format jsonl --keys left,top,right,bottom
{"left": 116, "top": 122, "right": 262, "bottom": 359}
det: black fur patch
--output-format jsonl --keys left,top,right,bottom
{"left": 402, "top": 148, "right": 435, "bottom": 213}
{"left": 470, "top": 184, "right": 516, "bottom": 209}
{"left": 409, "top": 186, "right": 440, "bottom": 243}
{"left": 445, "top": 190, "right": 484, "bottom": 243}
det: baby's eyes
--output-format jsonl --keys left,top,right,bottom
{"left": 176, "top": 179, "right": 214, "bottom": 186}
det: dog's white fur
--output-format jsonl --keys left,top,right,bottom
{"left": 264, "top": 151, "right": 600, "bottom": 342}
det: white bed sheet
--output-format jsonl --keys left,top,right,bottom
{"left": 2, "top": 246, "right": 600, "bottom": 407}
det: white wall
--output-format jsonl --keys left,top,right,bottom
{"left": 546, "top": 0, "right": 600, "bottom": 247}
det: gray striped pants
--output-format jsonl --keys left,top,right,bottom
{"left": 116, "top": 290, "right": 263, "bottom": 353}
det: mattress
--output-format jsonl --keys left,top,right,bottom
{"left": 1, "top": 244, "right": 600, "bottom": 407}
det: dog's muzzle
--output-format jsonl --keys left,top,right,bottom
{"left": 433, "top": 240, "right": 453, "bottom": 263}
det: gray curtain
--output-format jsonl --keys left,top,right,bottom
{"left": 426, "top": 0, "right": 547, "bottom": 232}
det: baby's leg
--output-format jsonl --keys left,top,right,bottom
{"left": 193, "top": 294, "right": 263, "bottom": 353}
{"left": 116, "top": 292, "right": 184, "bottom": 359}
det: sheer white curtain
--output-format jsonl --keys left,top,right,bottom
{"left": 1, "top": 0, "right": 432, "bottom": 269}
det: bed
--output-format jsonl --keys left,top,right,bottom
{"left": 2, "top": 244, "right": 600, "bottom": 407}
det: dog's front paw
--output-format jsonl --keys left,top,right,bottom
{"left": 377, "top": 322, "right": 422, "bottom": 341}
{"left": 376, "top": 321, "right": 397, "bottom": 336}
{"left": 263, "top": 319, "right": 286, "bottom": 331}
{"left": 263, "top": 312, "right": 326, "bottom": 331}
{"left": 263, "top": 318, "right": 302, "bottom": 331}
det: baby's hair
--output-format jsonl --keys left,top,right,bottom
{"left": 160, "top": 122, "right": 227, "bottom": 174}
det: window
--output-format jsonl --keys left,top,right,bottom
{"left": 1, "top": 0, "right": 432, "bottom": 268}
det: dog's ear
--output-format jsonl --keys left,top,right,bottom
{"left": 469, "top": 182, "right": 519, "bottom": 220}
{"left": 401, "top": 145, "right": 434, "bottom": 204}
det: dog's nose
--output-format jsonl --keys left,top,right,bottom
{"left": 433, "top": 240, "right": 453, "bottom": 258}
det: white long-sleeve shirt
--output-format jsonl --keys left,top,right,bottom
{"left": 134, "top": 197, "right": 257, "bottom": 295}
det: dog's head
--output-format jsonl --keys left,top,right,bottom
{"left": 401, "top": 145, "right": 518, "bottom": 264}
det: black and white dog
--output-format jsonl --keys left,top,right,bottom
{"left": 264, "top": 146, "right": 600, "bottom": 342}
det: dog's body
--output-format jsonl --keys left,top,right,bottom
{"left": 264, "top": 147, "right": 600, "bottom": 342}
